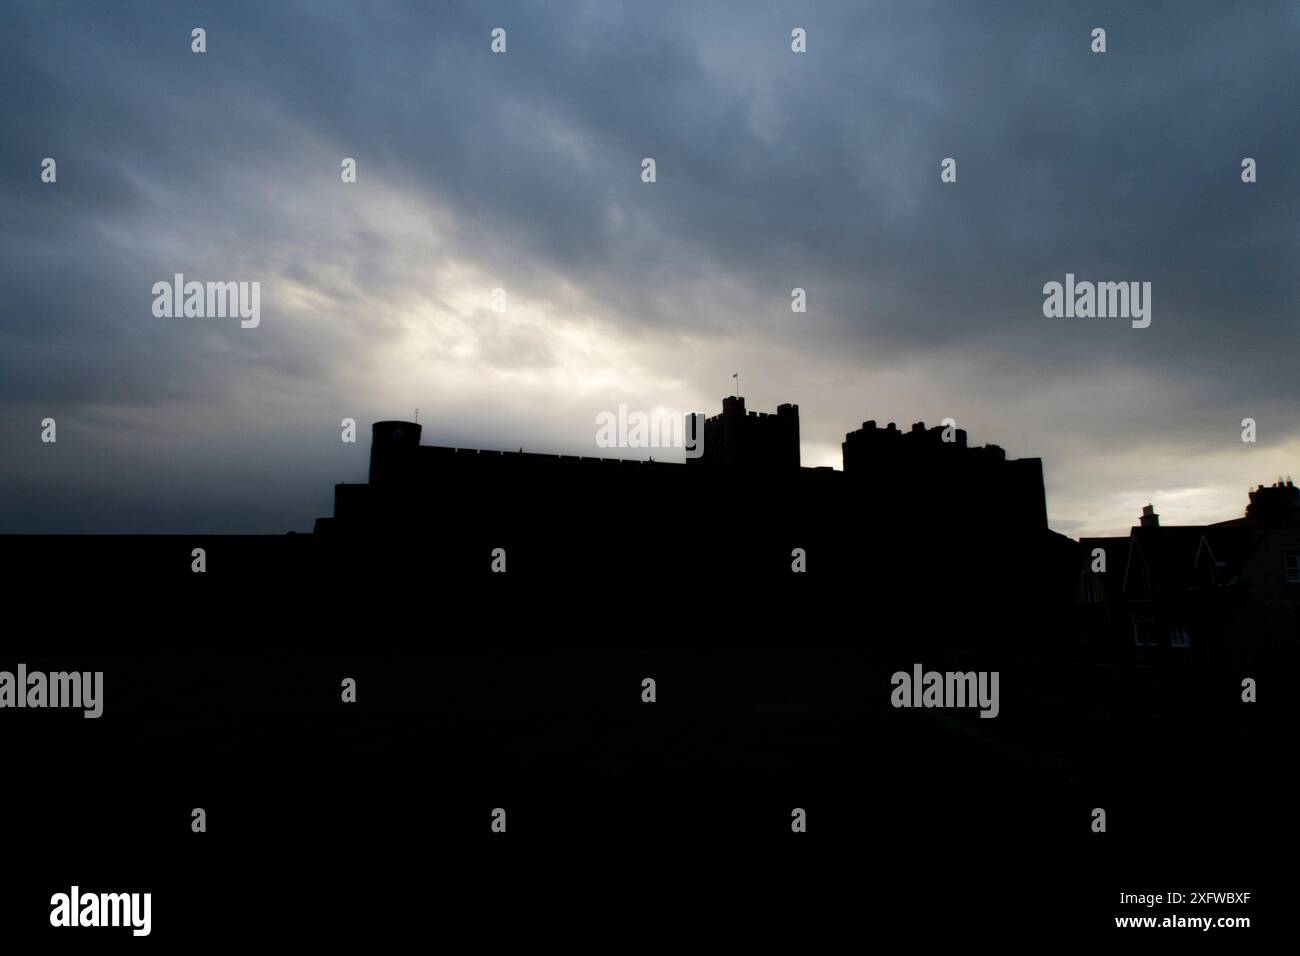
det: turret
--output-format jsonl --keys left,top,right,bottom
{"left": 369, "top": 421, "right": 422, "bottom": 486}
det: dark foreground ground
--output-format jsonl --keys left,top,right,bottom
{"left": 0, "top": 535, "right": 1287, "bottom": 943}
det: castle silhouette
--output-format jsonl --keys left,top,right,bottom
{"left": 318, "top": 395, "right": 1049, "bottom": 536}
{"left": 314, "top": 397, "right": 1078, "bottom": 647}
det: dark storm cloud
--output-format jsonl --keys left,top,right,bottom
{"left": 1, "top": 0, "right": 1297, "bottom": 533}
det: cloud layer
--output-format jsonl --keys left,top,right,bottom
{"left": 2, "top": 0, "right": 1298, "bottom": 534}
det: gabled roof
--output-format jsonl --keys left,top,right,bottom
{"left": 1078, "top": 536, "right": 1128, "bottom": 603}
{"left": 1120, "top": 521, "right": 1267, "bottom": 592}
{"left": 1078, "top": 536, "right": 1129, "bottom": 581}
{"left": 1125, "top": 526, "right": 1208, "bottom": 591}
{"left": 1199, "top": 523, "right": 1259, "bottom": 582}
{"left": 1078, "top": 536, "right": 1129, "bottom": 569}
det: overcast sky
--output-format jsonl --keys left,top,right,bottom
{"left": 2, "top": 0, "right": 1298, "bottom": 536}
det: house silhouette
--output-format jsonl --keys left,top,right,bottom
{"left": 1078, "top": 480, "right": 1300, "bottom": 659}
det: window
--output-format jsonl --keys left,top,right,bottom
{"left": 1284, "top": 554, "right": 1300, "bottom": 584}
{"left": 1169, "top": 626, "right": 1191, "bottom": 648}
{"left": 1132, "top": 609, "right": 1156, "bottom": 647}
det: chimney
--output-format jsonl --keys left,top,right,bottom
{"left": 1140, "top": 504, "right": 1159, "bottom": 528}
{"left": 1245, "top": 480, "right": 1300, "bottom": 527}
